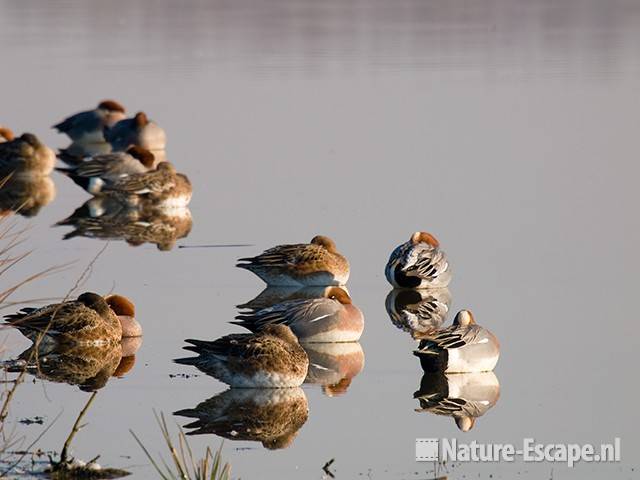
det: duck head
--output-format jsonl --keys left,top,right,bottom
{"left": 126, "top": 146, "right": 155, "bottom": 168}
{"left": 310, "top": 235, "right": 337, "bottom": 253}
{"left": 156, "top": 162, "right": 176, "bottom": 174}
{"left": 98, "top": 100, "right": 126, "bottom": 114}
{"left": 78, "top": 292, "right": 112, "bottom": 316}
{"left": 263, "top": 324, "right": 299, "bottom": 344}
{"left": 410, "top": 231, "right": 440, "bottom": 248}
{"left": 453, "top": 309, "right": 476, "bottom": 326}
{"left": 105, "top": 294, "right": 142, "bottom": 337}
{"left": 19, "top": 133, "right": 42, "bottom": 148}
{"left": 326, "top": 287, "right": 352, "bottom": 304}
{"left": 134, "top": 111, "right": 149, "bottom": 128}
{"left": 0, "top": 127, "right": 14, "bottom": 142}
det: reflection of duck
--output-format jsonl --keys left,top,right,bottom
{"left": 10, "top": 338, "right": 141, "bottom": 392}
{"left": 237, "top": 286, "right": 349, "bottom": 311}
{"left": 0, "top": 133, "right": 55, "bottom": 175}
{"left": 53, "top": 100, "right": 127, "bottom": 144}
{"left": 174, "top": 387, "right": 308, "bottom": 450}
{"left": 56, "top": 199, "right": 192, "bottom": 251}
{"left": 385, "top": 288, "right": 451, "bottom": 335}
{"left": 4, "top": 292, "right": 141, "bottom": 345}
{"left": 0, "top": 174, "right": 56, "bottom": 217}
{"left": 57, "top": 140, "right": 114, "bottom": 166}
{"left": 105, "top": 112, "right": 166, "bottom": 152}
{"left": 175, "top": 325, "right": 309, "bottom": 388}
{"left": 237, "top": 235, "right": 350, "bottom": 286}
{"left": 55, "top": 146, "right": 155, "bottom": 194}
{"left": 234, "top": 287, "right": 364, "bottom": 342}
{"left": 304, "top": 342, "right": 364, "bottom": 396}
{"left": 385, "top": 232, "right": 451, "bottom": 288}
{"left": 414, "top": 371, "right": 500, "bottom": 432}
{"left": 414, "top": 310, "right": 500, "bottom": 373}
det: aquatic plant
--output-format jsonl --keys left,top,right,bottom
{"left": 131, "top": 412, "right": 231, "bottom": 480}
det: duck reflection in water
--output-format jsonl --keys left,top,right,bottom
{"left": 303, "top": 342, "right": 364, "bottom": 396}
{"left": 385, "top": 288, "right": 451, "bottom": 336}
{"left": 414, "top": 371, "right": 500, "bottom": 432}
{"left": 0, "top": 173, "right": 56, "bottom": 217}
{"left": 236, "top": 286, "right": 365, "bottom": 395}
{"left": 174, "top": 387, "right": 308, "bottom": 450}
{"left": 6, "top": 336, "right": 142, "bottom": 392}
{"left": 56, "top": 194, "right": 192, "bottom": 251}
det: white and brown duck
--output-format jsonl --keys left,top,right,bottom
{"left": 175, "top": 325, "right": 309, "bottom": 388}
{"left": 0, "top": 133, "right": 55, "bottom": 175}
{"left": 237, "top": 235, "right": 350, "bottom": 287}
{"left": 4, "top": 292, "right": 141, "bottom": 345}
{"left": 385, "top": 231, "right": 451, "bottom": 288}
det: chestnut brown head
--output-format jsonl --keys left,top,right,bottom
{"left": 126, "top": 146, "right": 155, "bottom": 168}
{"left": 410, "top": 231, "right": 440, "bottom": 248}
{"left": 98, "top": 100, "right": 126, "bottom": 113}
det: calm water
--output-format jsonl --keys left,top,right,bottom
{"left": 1, "top": 0, "right": 639, "bottom": 478}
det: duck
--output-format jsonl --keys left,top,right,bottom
{"left": 414, "top": 371, "right": 500, "bottom": 432}
{"left": 175, "top": 325, "right": 309, "bottom": 388}
{"left": 4, "top": 292, "right": 141, "bottom": 345}
{"left": 234, "top": 287, "right": 364, "bottom": 343}
{"left": 100, "top": 161, "right": 177, "bottom": 195}
{"left": 0, "top": 174, "right": 56, "bottom": 217}
{"left": 0, "top": 133, "right": 56, "bottom": 175}
{"left": 0, "top": 126, "right": 14, "bottom": 143}
{"left": 174, "top": 387, "right": 308, "bottom": 450}
{"left": 413, "top": 310, "right": 500, "bottom": 373}
{"left": 385, "top": 287, "right": 451, "bottom": 335}
{"left": 104, "top": 111, "right": 166, "bottom": 152}
{"left": 385, "top": 231, "right": 451, "bottom": 288}
{"left": 237, "top": 235, "right": 349, "bottom": 286}
{"left": 53, "top": 100, "right": 127, "bottom": 144}
{"left": 55, "top": 146, "right": 156, "bottom": 194}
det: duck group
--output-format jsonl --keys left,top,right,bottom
{"left": 1, "top": 99, "right": 193, "bottom": 247}
{"left": 1, "top": 101, "right": 501, "bottom": 437}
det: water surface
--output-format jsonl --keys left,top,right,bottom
{"left": 1, "top": 1, "right": 638, "bottom": 478}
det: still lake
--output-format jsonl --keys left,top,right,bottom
{"left": 1, "top": 0, "right": 638, "bottom": 478}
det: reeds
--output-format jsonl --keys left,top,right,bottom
{"left": 131, "top": 412, "right": 231, "bottom": 480}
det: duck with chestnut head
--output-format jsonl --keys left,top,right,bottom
{"left": 385, "top": 231, "right": 451, "bottom": 288}
{"left": 237, "top": 235, "right": 350, "bottom": 287}
{"left": 53, "top": 100, "right": 127, "bottom": 144}
{"left": 234, "top": 287, "right": 364, "bottom": 343}
{"left": 4, "top": 292, "right": 141, "bottom": 345}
